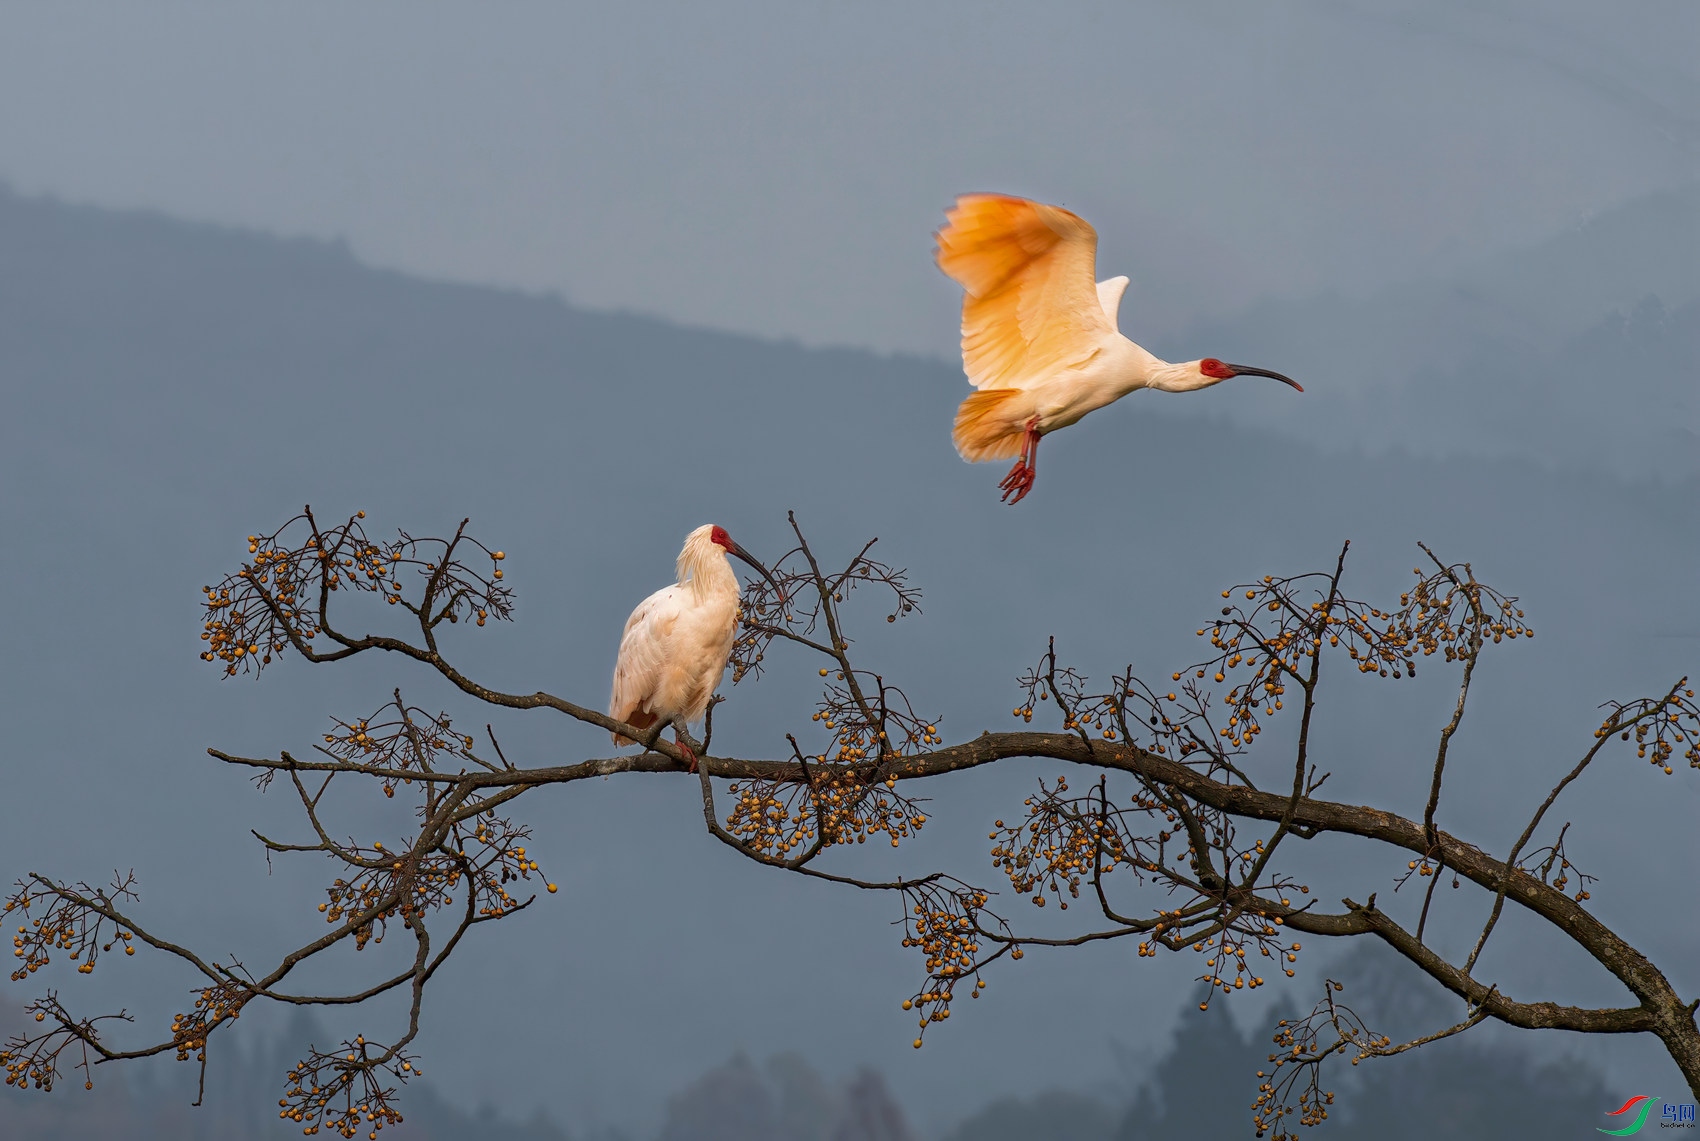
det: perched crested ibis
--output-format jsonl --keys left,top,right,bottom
{"left": 608, "top": 525, "right": 780, "bottom": 772}
{"left": 934, "top": 193, "right": 1303, "bottom": 503}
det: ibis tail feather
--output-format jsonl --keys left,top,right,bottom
{"left": 953, "top": 389, "right": 1027, "bottom": 462}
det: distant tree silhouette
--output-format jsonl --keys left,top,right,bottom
{"left": 0, "top": 982, "right": 1616, "bottom": 1141}
{"left": 1107, "top": 946, "right": 1613, "bottom": 1140}
{"left": 0, "top": 999, "right": 577, "bottom": 1140}
{"left": 942, "top": 1089, "right": 1118, "bottom": 1141}
{"left": 1331, "top": 1046, "right": 1604, "bottom": 1141}
{"left": 657, "top": 1053, "right": 782, "bottom": 1141}
{"left": 1114, "top": 1005, "right": 1276, "bottom": 1140}
{"left": 5, "top": 509, "right": 1696, "bottom": 1137}
{"left": 1318, "top": 943, "right": 1611, "bottom": 1140}
{"left": 655, "top": 1051, "right": 913, "bottom": 1141}
{"left": 831, "top": 1070, "right": 915, "bottom": 1141}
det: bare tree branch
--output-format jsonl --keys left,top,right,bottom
{"left": 8, "top": 507, "right": 1697, "bottom": 1137}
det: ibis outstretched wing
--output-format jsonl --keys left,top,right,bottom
{"left": 934, "top": 194, "right": 1112, "bottom": 390}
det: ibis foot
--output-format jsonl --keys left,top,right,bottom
{"left": 673, "top": 725, "right": 700, "bottom": 774}
{"left": 999, "top": 419, "right": 1041, "bottom": 505}
{"left": 999, "top": 461, "right": 1036, "bottom": 504}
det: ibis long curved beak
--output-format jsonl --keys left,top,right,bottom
{"left": 1224, "top": 363, "right": 1303, "bottom": 392}
{"left": 724, "top": 539, "right": 785, "bottom": 603}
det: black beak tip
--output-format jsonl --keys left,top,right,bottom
{"left": 1226, "top": 363, "right": 1303, "bottom": 393}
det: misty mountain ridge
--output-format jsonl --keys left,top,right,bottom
{"left": 0, "top": 183, "right": 1694, "bottom": 1137}
{"left": 3, "top": 180, "right": 1695, "bottom": 486}
{"left": 1149, "top": 183, "right": 1700, "bottom": 481}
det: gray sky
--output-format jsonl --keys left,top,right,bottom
{"left": 1, "top": 6, "right": 1697, "bottom": 1138}
{"left": 0, "top": 182, "right": 1693, "bottom": 1136}
{"left": 1, "top": 1, "right": 1695, "bottom": 357}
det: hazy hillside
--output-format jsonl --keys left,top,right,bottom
{"left": 1, "top": 946, "right": 1616, "bottom": 1141}
{"left": 1158, "top": 185, "right": 1700, "bottom": 480}
{"left": 0, "top": 185, "right": 1694, "bottom": 1137}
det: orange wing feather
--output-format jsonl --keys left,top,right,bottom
{"left": 934, "top": 194, "right": 1111, "bottom": 390}
{"left": 952, "top": 389, "right": 1025, "bottom": 462}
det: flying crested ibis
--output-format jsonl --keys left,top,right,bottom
{"left": 609, "top": 525, "right": 780, "bottom": 772}
{"left": 934, "top": 193, "right": 1303, "bottom": 504}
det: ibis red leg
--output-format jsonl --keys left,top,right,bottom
{"left": 674, "top": 728, "right": 699, "bottom": 774}
{"left": 998, "top": 420, "right": 1041, "bottom": 504}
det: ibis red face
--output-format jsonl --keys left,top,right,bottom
{"left": 709, "top": 526, "right": 784, "bottom": 601}
{"left": 1200, "top": 358, "right": 1304, "bottom": 392}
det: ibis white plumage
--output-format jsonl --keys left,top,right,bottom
{"left": 934, "top": 194, "right": 1303, "bottom": 503}
{"left": 608, "top": 525, "right": 779, "bottom": 771}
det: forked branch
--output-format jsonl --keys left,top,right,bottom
{"left": 6, "top": 508, "right": 1696, "bottom": 1138}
